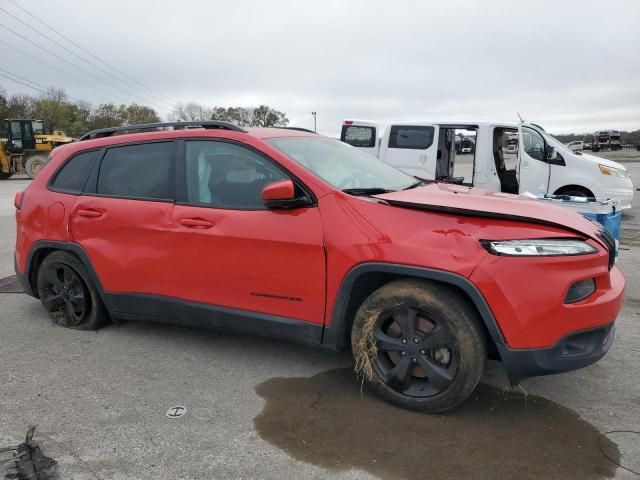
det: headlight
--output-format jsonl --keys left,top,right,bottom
{"left": 482, "top": 239, "right": 598, "bottom": 256}
{"left": 599, "top": 164, "right": 629, "bottom": 178}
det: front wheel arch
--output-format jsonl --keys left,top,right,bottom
{"left": 553, "top": 185, "right": 595, "bottom": 198}
{"left": 323, "top": 263, "right": 505, "bottom": 356}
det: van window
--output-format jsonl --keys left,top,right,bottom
{"left": 340, "top": 125, "right": 376, "bottom": 148}
{"left": 50, "top": 150, "right": 99, "bottom": 193}
{"left": 185, "top": 141, "right": 288, "bottom": 209}
{"left": 389, "top": 126, "right": 435, "bottom": 149}
{"left": 522, "top": 127, "right": 545, "bottom": 161}
{"left": 97, "top": 142, "right": 174, "bottom": 200}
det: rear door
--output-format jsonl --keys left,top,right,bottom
{"left": 380, "top": 124, "right": 438, "bottom": 178}
{"left": 517, "top": 125, "right": 550, "bottom": 195}
{"left": 70, "top": 141, "right": 176, "bottom": 297}
{"left": 169, "top": 139, "right": 326, "bottom": 326}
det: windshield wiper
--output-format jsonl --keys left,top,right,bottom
{"left": 342, "top": 187, "right": 395, "bottom": 196}
{"left": 402, "top": 181, "right": 424, "bottom": 190}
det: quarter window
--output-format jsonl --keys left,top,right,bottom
{"left": 185, "top": 141, "right": 288, "bottom": 209}
{"left": 389, "top": 126, "right": 435, "bottom": 149}
{"left": 97, "top": 142, "right": 174, "bottom": 200}
{"left": 522, "top": 127, "right": 545, "bottom": 161}
{"left": 50, "top": 150, "right": 99, "bottom": 193}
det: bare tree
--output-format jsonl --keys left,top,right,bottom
{"left": 169, "top": 102, "right": 213, "bottom": 121}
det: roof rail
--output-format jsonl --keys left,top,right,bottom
{"left": 269, "top": 126, "right": 317, "bottom": 134}
{"left": 79, "top": 121, "right": 247, "bottom": 141}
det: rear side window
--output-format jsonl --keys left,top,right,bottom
{"left": 340, "top": 125, "right": 376, "bottom": 148}
{"left": 50, "top": 150, "right": 99, "bottom": 193}
{"left": 97, "top": 142, "right": 174, "bottom": 200}
{"left": 389, "top": 126, "right": 435, "bottom": 149}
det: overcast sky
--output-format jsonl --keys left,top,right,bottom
{"left": 1, "top": 0, "right": 639, "bottom": 135}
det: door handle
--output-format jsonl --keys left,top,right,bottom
{"left": 179, "top": 218, "right": 214, "bottom": 229}
{"left": 77, "top": 209, "right": 102, "bottom": 218}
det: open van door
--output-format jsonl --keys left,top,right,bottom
{"left": 379, "top": 123, "right": 439, "bottom": 179}
{"left": 340, "top": 120, "right": 379, "bottom": 157}
{"left": 517, "top": 125, "right": 550, "bottom": 195}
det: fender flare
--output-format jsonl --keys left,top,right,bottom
{"left": 321, "top": 262, "right": 505, "bottom": 350}
{"left": 22, "top": 240, "right": 114, "bottom": 310}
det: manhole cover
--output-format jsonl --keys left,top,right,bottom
{"left": 165, "top": 406, "right": 187, "bottom": 418}
{"left": 599, "top": 430, "right": 640, "bottom": 476}
{"left": 0, "top": 275, "right": 23, "bottom": 294}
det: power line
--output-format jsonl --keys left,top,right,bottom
{"left": 0, "top": 37, "right": 156, "bottom": 108}
{"left": 6, "top": 0, "right": 181, "bottom": 106}
{"left": 0, "top": 67, "right": 49, "bottom": 91}
{"left": 0, "top": 67, "right": 86, "bottom": 105}
{"left": 0, "top": 5, "right": 175, "bottom": 110}
{"left": 0, "top": 71, "right": 48, "bottom": 95}
{"left": 0, "top": 22, "right": 172, "bottom": 113}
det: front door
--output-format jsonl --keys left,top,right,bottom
{"left": 170, "top": 139, "right": 326, "bottom": 326}
{"left": 517, "top": 125, "right": 550, "bottom": 195}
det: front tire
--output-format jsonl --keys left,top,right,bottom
{"left": 351, "top": 279, "right": 487, "bottom": 413}
{"left": 37, "top": 251, "right": 110, "bottom": 330}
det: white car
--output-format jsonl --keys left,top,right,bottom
{"left": 340, "top": 119, "right": 634, "bottom": 208}
{"left": 567, "top": 140, "right": 584, "bottom": 151}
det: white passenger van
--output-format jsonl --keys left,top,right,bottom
{"left": 340, "top": 120, "right": 634, "bottom": 208}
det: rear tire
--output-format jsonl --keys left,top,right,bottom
{"left": 351, "top": 279, "right": 487, "bottom": 413}
{"left": 25, "top": 155, "right": 47, "bottom": 179}
{"left": 36, "top": 251, "right": 110, "bottom": 330}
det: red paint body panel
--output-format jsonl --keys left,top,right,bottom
{"left": 14, "top": 127, "right": 625, "bottom": 355}
{"left": 375, "top": 183, "right": 602, "bottom": 242}
{"left": 69, "top": 196, "right": 175, "bottom": 295}
{"left": 169, "top": 204, "right": 325, "bottom": 324}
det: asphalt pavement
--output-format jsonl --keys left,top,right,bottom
{"left": 0, "top": 155, "right": 638, "bottom": 479}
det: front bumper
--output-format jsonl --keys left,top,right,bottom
{"left": 498, "top": 322, "right": 615, "bottom": 384}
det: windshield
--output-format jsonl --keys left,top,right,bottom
{"left": 267, "top": 136, "right": 415, "bottom": 191}
{"left": 32, "top": 121, "right": 45, "bottom": 135}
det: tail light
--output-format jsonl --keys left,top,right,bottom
{"left": 14, "top": 191, "right": 24, "bottom": 210}
{"left": 343, "top": 120, "right": 353, "bottom": 125}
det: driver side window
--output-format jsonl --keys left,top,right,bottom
{"left": 522, "top": 127, "right": 545, "bottom": 161}
{"left": 185, "top": 141, "right": 288, "bottom": 209}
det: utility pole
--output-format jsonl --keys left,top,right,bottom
{"left": 311, "top": 111, "right": 317, "bottom": 132}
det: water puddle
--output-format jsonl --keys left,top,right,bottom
{"left": 254, "top": 368, "right": 619, "bottom": 480}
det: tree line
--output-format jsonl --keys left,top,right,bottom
{"left": 553, "top": 130, "right": 640, "bottom": 145}
{"left": 0, "top": 86, "right": 289, "bottom": 138}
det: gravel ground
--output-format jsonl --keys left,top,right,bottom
{"left": 0, "top": 157, "right": 638, "bottom": 479}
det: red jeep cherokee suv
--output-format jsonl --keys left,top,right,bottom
{"left": 14, "top": 121, "right": 625, "bottom": 412}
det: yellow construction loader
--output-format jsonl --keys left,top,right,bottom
{"left": 1, "top": 119, "right": 74, "bottom": 179}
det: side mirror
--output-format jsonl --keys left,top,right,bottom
{"left": 545, "top": 146, "right": 557, "bottom": 161}
{"left": 262, "top": 179, "right": 309, "bottom": 209}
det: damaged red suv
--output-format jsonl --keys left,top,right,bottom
{"left": 14, "top": 121, "right": 625, "bottom": 412}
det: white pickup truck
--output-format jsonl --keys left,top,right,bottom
{"left": 340, "top": 120, "right": 634, "bottom": 208}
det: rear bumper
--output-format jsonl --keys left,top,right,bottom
{"left": 14, "top": 255, "right": 34, "bottom": 297}
{"left": 498, "top": 322, "right": 615, "bottom": 384}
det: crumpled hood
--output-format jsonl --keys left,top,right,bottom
{"left": 374, "top": 183, "right": 603, "bottom": 241}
